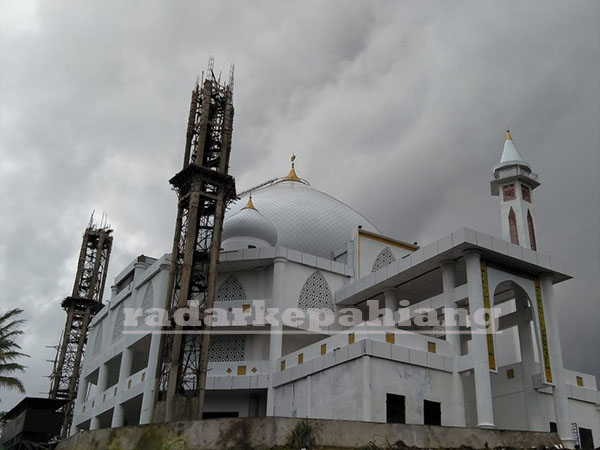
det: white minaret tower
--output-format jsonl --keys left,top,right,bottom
{"left": 491, "top": 130, "right": 540, "bottom": 250}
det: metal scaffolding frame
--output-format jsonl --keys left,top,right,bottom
{"left": 49, "top": 217, "right": 113, "bottom": 438}
{"left": 154, "top": 64, "right": 236, "bottom": 422}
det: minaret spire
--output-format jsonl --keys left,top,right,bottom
{"left": 491, "top": 129, "right": 540, "bottom": 250}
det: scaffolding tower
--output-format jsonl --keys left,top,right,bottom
{"left": 154, "top": 63, "right": 236, "bottom": 422}
{"left": 49, "top": 216, "right": 113, "bottom": 438}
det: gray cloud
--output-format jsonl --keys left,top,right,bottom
{"left": 0, "top": 0, "right": 598, "bottom": 409}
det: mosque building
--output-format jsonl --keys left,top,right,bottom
{"left": 69, "top": 132, "right": 599, "bottom": 448}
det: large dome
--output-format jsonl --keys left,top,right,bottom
{"left": 224, "top": 163, "right": 379, "bottom": 258}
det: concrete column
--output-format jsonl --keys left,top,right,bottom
{"left": 70, "top": 376, "right": 89, "bottom": 435}
{"left": 110, "top": 348, "right": 133, "bottom": 428}
{"left": 540, "top": 274, "right": 574, "bottom": 448}
{"left": 140, "top": 330, "right": 162, "bottom": 424}
{"left": 111, "top": 403, "right": 125, "bottom": 428}
{"left": 515, "top": 294, "right": 544, "bottom": 431}
{"left": 463, "top": 250, "right": 495, "bottom": 428}
{"left": 118, "top": 347, "right": 133, "bottom": 383}
{"left": 89, "top": 415, "right": 100, "bottom": 431}
{"left": 383, "top": 288, "right": 399, "bottom": 325}
{"left": 441, "top": 260, "right": 466, "bottom": 427}
{"left": 90, "top": 363, "right": 109, "bottom": 430}
{"left": 132, "top": 257, "right": 150, "bottom": 286}
{"left": 266, "top": 257, "right": 286, "bottom": 416}
{"left": 362, "top": 355, "right": 372, "bottom": 421}
{"left": 306, "top": 375, "right": 312, "bottom": 418}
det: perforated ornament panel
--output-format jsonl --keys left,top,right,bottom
{"left": 208, "top": 335, "right": 246, "bottom": 362}
{"left": 371, "top": 247, "right": 396, "bottom": 273}
{"left": 215, "top": 274, "right": 247, "bottom": 302}
{"left": 298, "top": 270, "right": 334, "bottom": 310}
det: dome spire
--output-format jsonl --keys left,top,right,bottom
{"left": 284, "top": 154, "right": 302, "bottom": 182}
{"left": 243, "top": 194, "right": 256, "bottom": 210}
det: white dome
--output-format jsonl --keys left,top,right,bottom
{"left": 225, "top": 179, "right": 379, "bottom": 258}
{"left": 222, "top": 204, "right": 278, "bottom": 249}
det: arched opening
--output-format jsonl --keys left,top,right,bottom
{"left": 527, "top": 210, "right": 537, "bottom": 251}
{"left": 491, "top": 280, "right": 544, "bottom": 431}
{"left": 493, "top": 280, "right": 537, "bottom": 364}
{"left": 508, "top": 208, "right": 519, "bottom": 245}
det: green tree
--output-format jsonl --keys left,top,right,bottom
{"left": 0, "top": 308, "right": 28, "bottom": 395}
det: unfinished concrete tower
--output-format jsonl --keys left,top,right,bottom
{"left": 49, "top": 215, "right": 113, "bottom": 438}
{"left": 154, "top": 61, "right": 236, "bottom": 422}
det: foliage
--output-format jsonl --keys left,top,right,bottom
{"left": 285, "top": 419, "right": 318, "bottom": 450}
{"left": 0, "top": 308, "right": 28, "bottom": 396}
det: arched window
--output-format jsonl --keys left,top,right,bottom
{"left": 527, "top": 210, "right": 537, "bottom": 251}
{"left": 508, "top": 208, "right": 519, "bottom": 245}
{"left": 112, "top": 303, "right": 125, "bottom": 342}
{"left": 215, "top": 274, "right": 247, "bottom": 302}
{"left": 371, "top": 247, "right": 396, "bottom": 273}
{"left": 298, "top": 270, "right": 334, "bottom": 310}
{"left": 141, "top": 282, "right": 154, "bottom": 310}
{"left": 208, "top": 335, "right": 246, "bottom": 362}
{"left": 93, "top": 323, "right": 103, "bottom": 356}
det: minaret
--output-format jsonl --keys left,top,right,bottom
{"left": 49, "top": 215, "right": 113, "bottom": 438}
{"left": 154, "top": 62, "right": 236, "bottom": 422}
{"left": 490, "top": 130, "right": 540, "bottom": 250}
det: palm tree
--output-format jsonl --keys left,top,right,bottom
{"left": 0, "top": 308, "right": 28, "bottom": 395}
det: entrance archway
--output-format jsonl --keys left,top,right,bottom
{"left": 492, "top": 280, "right": 544, "bottom": 431}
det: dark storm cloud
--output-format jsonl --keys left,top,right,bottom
{"left": 0, "top": 0, "right": 598, "bottom": 409}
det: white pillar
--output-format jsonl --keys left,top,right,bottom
{"left": 110, "top": 348, "right": 133, "bottom": 428}
{"left": 70, "top": 376, "right": 89, "bottom": 435}
{"left": 306, "top": 375, "right": 312, "bottom": 419}
{"left": 139, "top": 331, "right": 162, "bottom": 424}
{"left": 463, "top": 250, "right": 495, "bottom": 428}
{"left": 540, "top": 274, "right": 574, "bottom": 448}
{"left": 383, "top": 288, "right": 399, "bottom": 325}
{"left": 133, "top": 258, "right": 150, "bottom": 286}
{"left": 383, "top": 288, "right": 398, "bottom": 311}
{"left": 89, "top": 415, "right": 100, "bottom": 431}
{"left": 90, "top": 363, "right": 109, "bottom": 430}
{"left": 266, "top": 256, "right": 286, "bottom": 416}
{"left": 515, "top": 293, "right": 544, "bottom": 431}
{"left": 441, "top": 260, "right": 466, "bottom": 427}
{"left": 362, "top": 355, "right": 372, "bottom": 421}
{"left": 111, "top": 404, "right": 125, "bottom": 428}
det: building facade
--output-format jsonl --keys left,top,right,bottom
{"left": 71, "top": 135, "right": 599, "bottom": 448}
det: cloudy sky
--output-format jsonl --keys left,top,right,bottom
{"left": 0, "top": 1, "right": 598, "bottom": 410}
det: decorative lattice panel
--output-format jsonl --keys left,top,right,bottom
{"left": 141, "top": 282, "right": 154, "bottom": 310}
{"left": 215, "top": 274, "right": 247, "bottom": 302}
{"left": 112, "top": 303, "right": 125, "bottom": 342}
{"left": 92, "top": 323, "right": 103, "bottom": 356}
{"left": 371, "top": 247, "right": 396, "bottom": 273}
{"left": 208, "top": 335, "right": 246, "bottom": 362}
{"left": 298, "top": 270, "right": 334, "bottom": 310}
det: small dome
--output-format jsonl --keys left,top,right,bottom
{"left": 222, "top": 198, "right": 278, "bottom": 250}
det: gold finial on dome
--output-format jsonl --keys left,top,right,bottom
{"left": 243, "top": 195, "right": 256, "bottom": 210}
{"left": 506, "top": 129, "right": 512, "bottom": 140}
{"left": 284, "top": 153, "right": 301, "bottom": 182}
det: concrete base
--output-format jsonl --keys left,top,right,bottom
{"left": 58, "top": 417, "right": 562, "bottom": 450}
